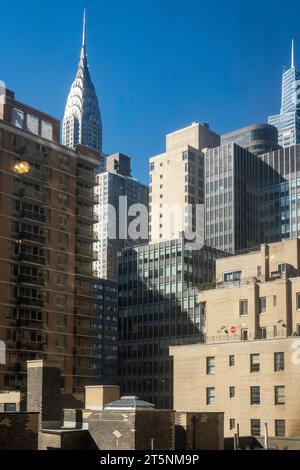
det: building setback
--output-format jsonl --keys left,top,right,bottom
{"left": 118, "top": 236, "right": 219, "bottom": 408}
{"left": 221, "top": 123, "right": 279, "bottom": 156}
{"left": 0, "top": 88, "right": 100, "bottom": 395}
{"left": 170, "top": 238, "right": 300, "bottom": 438}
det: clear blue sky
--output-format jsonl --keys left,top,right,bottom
{"left": 1, "top": 0, "right": 299, "bottom": 184}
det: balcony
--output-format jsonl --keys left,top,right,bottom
{"left": 17, "top": 275, "right": 45, "bottom": 286}
{"left": 20, "top": 210, "right": 46, "bottom": 223}
{"left": 74, "top": 326, "right": 100, "bottom": 337}
{"left": 76, "top": 227, "right": 98, "bottom": 241}
{"left": 18, "top": 254, "right": 45, "bottom": 265}
{"left": 17, "top": 297, "right": 44, "bottom": 308}
{"left": 204, "top": 328, "right": 288, "bottom": 345}
{"left": 5, "top": 364, "right": 22, "bottom": 373}
{"left": 75, "top": 286, "right": 93, "bottom": 298}
{"left": 15, "top": 318, "right": 46, "bottom": 328}
{"left": 24, "top": 169, "right": 48, "bottom": 181}
{"left": 17, "top": 188, "right": 47, "bottom": 203}
{"left": 76, "top": 248, "right": 98, "bottom": 261}
{"left": 76, "top": 209, "right": 98, "bottom": 223}
{"left": 76, "top": 188, "right": 94, "bottom": 201}
{"left": 76, "top": 169, "right": 95, "bottom": 183}
{"left": 19, "top": 231, "right": 45, "bottom": 244}
{"left": 74, "top": 306, "right": 97, "bottom": 318}
{"left": 16, "top": 341, "right": 46, "bottom": 351}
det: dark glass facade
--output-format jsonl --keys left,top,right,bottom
{"left": 118, "top": 237, "right": 218, "bottom": 408}
{"left": 205, "top": 143, "right": 260, "bottom": 254}
{"left": 94, "top": 279, "right": 118, "bottom": 385}
{"left": 259, "top": 145, "right": 300, "bottom": 242}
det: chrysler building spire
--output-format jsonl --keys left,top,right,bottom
{"left": 62, "top": 10, "right": 102, "bottom": 154}
{"left": 82, "top": 9, "right": 86, "bottom": 50}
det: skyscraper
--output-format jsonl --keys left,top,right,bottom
{"left": 0, "top": 88, "right": 100, "bottom": 394}
{"left": 149, "top": 122, "right": 220, "bottom": 244}
{"left": 258, "top": 144, "right": 300, "bottom": 243}
{"left": 268, "top": 40, "right": 300, "bottom": 148}
{"left": 205, "top": 143, "right": 260, "bottom": 254}
{"left": 62, "top": 11, "right": 102, "bottom": 153}
{"left": 93, "top": 154, "right": 149, "bottom": 281}
{"left": 118, "top": 236, "right": 219, "bottom": 408}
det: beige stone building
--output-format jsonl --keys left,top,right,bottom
{"left": 149, "top": 122, "right": 220, "bottom": 244}
{"left": 0, "top": 390, "right": 21, "bottom": 412}
{"left": 170, "top": 238, "right": 300, "bottom": 438}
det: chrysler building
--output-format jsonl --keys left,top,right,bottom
{"left": 62, "top": 11, "right": 102, "bottom": 153}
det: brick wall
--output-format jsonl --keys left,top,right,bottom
{"left": 0, "top": 412, "right": 39, "bottom": 450}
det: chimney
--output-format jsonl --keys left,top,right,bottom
{"left": 26, "top": 360, "right": 61, "bottom": 429}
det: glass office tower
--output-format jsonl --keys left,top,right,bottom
{"left": 93, "top": 279, "right": 118, "bottom": 385}
{"left": 118, "top": 237, "right": 218, "bottom": 408}
{"left": 259, "top": 145, "right": 300, "bottom": 242}
{"left": 205, "top": 143, "right": 260, "bottom": 254}
{"left": 268, "top": 41, "right": 300, "bottom": 147}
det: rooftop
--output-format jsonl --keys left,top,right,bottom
{"left": 104, "top": 396, "right": 155, "bottom": 411}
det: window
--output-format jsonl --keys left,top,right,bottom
{"left": 150, "top": 163, "right": 154, "bottom": 172}
{"left": 278, "top": 263, "right": 286, "bottom": 274}
{"left": 257, "top": 266, "right": 262, "bottom": 277}
{"left": 296, "top": 292, "right": 300, "bottom": 310}
{"left": 206, "top": 357, "right": 215, "bottom": 374}
{"left": 259, "top": 327, "right": 267, "bottom": 339}
{"left": 251, "top": 419, "right": 261, "bottom": 436}
{"left": 4, "top": 403, "right": 16, "bottom": 412}
{"left": 239, "top": 300, "right": 248, "bottom": 316}
{"left": 223, "top": 271, "right": 242, "bottom": 283}
{"left": 275, "top": 386, "right": 285, "bottom": 405}
{"left": 230, "top": 419, "right": 235, "bottom": 430}
{"left": 229, "top": 355, "right": 235, "bottom": 367}
{"left": 229, "top": 386, "right": 235, "bottom": 398}
{"left": 250, "top": 354, "right": 260, "bottom": 372}
{"left": 274, "top": 352, "right": 285, "bottom": 372}
{"left": 250, "top": 386, "right": 260, "bottom": 405}
{"left": 275, "top": 420, "right": 286, "bottom": 437}
{"left": 241, "top": 329, "right": 249, "bottom": 341}
{"left": 206, "top": 387, "right": 215, "bottom": 405}
{"left": 259, "top": 297, "right": 266, "bottom": 314}
{"left": 273, "top": 295, "right": 277, "bottom": 307}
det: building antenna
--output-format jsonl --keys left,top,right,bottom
{"left": 82, "top": 9, "right": 86, "bottom": 48}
